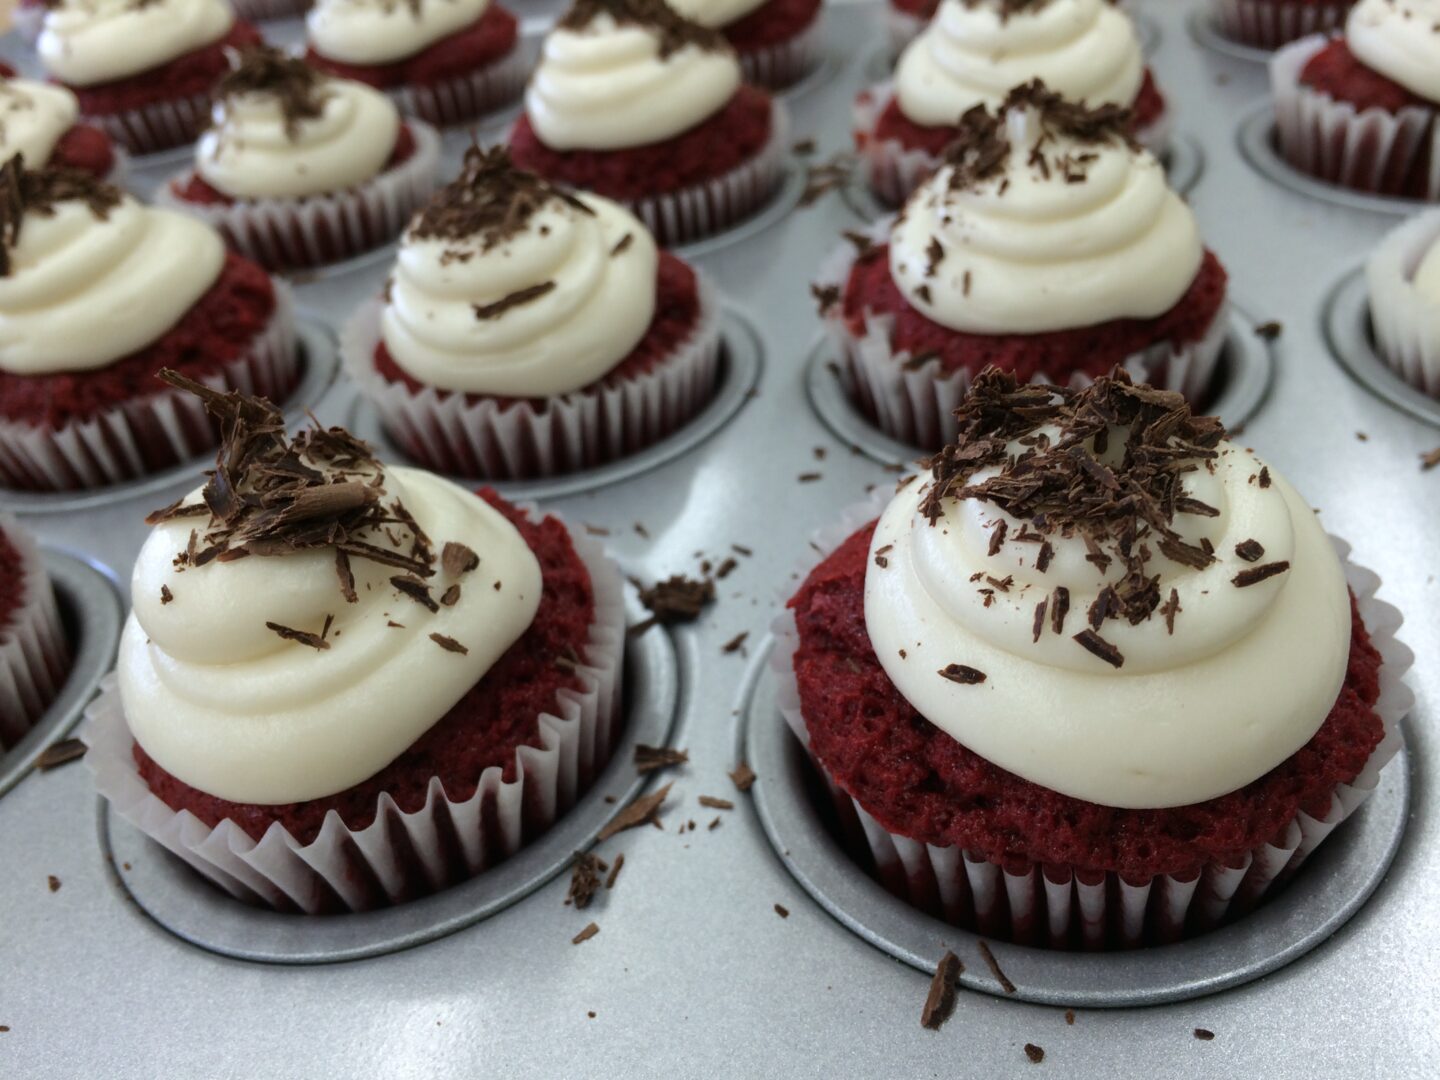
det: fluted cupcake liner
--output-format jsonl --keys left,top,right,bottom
{"left": 815, "top": 220, "right": 1229, "bottom": 450}
{"left": 86, "top": 89, "right": 214, "bottom": 157}
{"left": 885, "top": 5, "right": 929, "bottom": 59}
{"left": 0, "top": 286, "right": 299, "bottom": 492}
{"left": 853, "top": 81, "right": 1172, "bottom": 209}
{"left": 1214, "top": 0, "right": 1352, "bottom": 50}
{"left": 738, "top": 16, "right": 825, "bottom": 91}
{"left": 154, "top": 122, "right": 442, "bottom": 273}
{"left": 232, "top": 0, "right": 312, "bottom": 20}
{"left": 1272, "top": 35, "right": 1440, "bottom": 201}
{"left": 83, "top": 511, "right": 625, "bottom": 914}
{"left": 340, "top": 270, "right": 723, "bottom": 479}
{"left": 1366, "top": 209, "right": 1440, "bottom": 398}
{"left": 388, "top": 43, "right": 529, "bottom": 129}
{"left": 0, "top": 518, "right": 70, "bottom": 751}
{"left": 773, "top": 491, "right": 1411, "bottom": 950}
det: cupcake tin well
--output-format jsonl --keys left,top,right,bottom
{"left": 1, "top": 2, "right": 1437, "bottom": 1077}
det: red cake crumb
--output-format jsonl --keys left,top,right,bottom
{"left": 867, "top": 70, "right": 1167, "bottom": 157}
{"left": 47, "top": 123, "right": 116, "bottom": 179}
{"left": 509, "top": 85, "right": 775, "bottom": 199}
{"left": 1299, "top": 37, "right": 1436, "bottom": 114}
{"left": 788, "top": 522, "right": 1386, "bottom": 882}
{"left": 841, "top": 245, "right": 1228, "bottom": 384}
{"left": 62, "top": 22, "right": 263, "bottom": 116}
{"left": 0, "top": 254, "right": 279, "bottom": 428}
{"left": 172, "top": 123, "right": 419, "bottom": 206}
{"left": 133, "top": 492, "right": 598, "bottom": 846}
{"left": 374, "top": 252, "right": 702, "bottom": 407}
{"left": 890, "top": 0, "right": 938, "bottom": 16}
{"left": 0, "top": 527, "right": 25, "bottom": 639}
{"left": 724, "top": 0, "right": 823, "bottom": 52}
{"left": 305, "top": 6, "right": 517, "bottom": 90}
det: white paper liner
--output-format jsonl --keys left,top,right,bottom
{"left": 341, "top": 269, "right": 724, "bottom": 479}
{"left": 0, "top": 285, "right": 299, "bottom": 492}
{"left": 85, "top": 89, "right": 214, "bottom": 157}
{"left": 885, "top": 4, "right": 930, "bottom": 59}
{"left": 1365, "top": 209, "right": 1440, "bottom": 398}
{"left": 387, "top": 42, "right": 529, "bottom": 129}
{"left": 232, "top": 0, "right": 311, "bottom": 20}
{"left": 853, "top": 80, "right": 1172, "bottom": 209}
{"left": 154, "top": 122, "right": 441, "bottom": 272}
{"left": 1271, "top": 34, "right": 1440, "bottom": 201}
{"left": 815, "top": 218, "right": 1229, "bottom": 449}
{"left": 1214, "top": 0, "right": 1353, "bottom": 50}
{"left": 772, "top": 489, "right": 1413, "bottom": 949}
{"left": 81, "top": 510, "right": 626, "bottom": 914}
{"left": 0, "top": 518, "right": 70, "bottom": 751}
{"left": 737, "top": 15, "right": 825, "bottom": 91}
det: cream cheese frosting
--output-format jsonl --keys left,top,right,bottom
{"left": 0, "top": 177, "right": 224, "bottom": 375}
{"left": 307, "top": 0, "right": 492, "bottom": 66}
{"left": 664, "top": 0, "right": 768, "bottom": 28}
{"left": 894, "top": 0, "right": 1145, "bottom": 127}
{"left": 1412, "top": 236, "right": 1440, "bottom": 302}
{"left": 38, "top": 0, "right": 234, "bottom": 87}
{"left": 1346, "top": 0, "right": 1440, "bottom": 105}
{"left": 120, "top": 464, "right": 543, "bottom": 805}
{"left": 888, "top": 94, "right": 1202, "bottom": 334}
{"left": 525, "top": 8, "right": 741, "bottom": 151}
{"left": 863, "top": 375, "right": 1350, "bottom": 810}
{"left": 381, "top": 149, "right": 659, "bottom": 397}
{"left": 0, "top": 80, "right": 83, "bottom": 169}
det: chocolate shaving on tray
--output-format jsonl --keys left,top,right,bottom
{"left": 697, "top": 795, "right": 733, "bottom": 810}
{"left": 557, "top": 0, "right": 728, "bottom": 58}
{"left": 0, "top": 154, "right": 122, "bottom": 276}
{"left": 636, "top": 575, "right": 715, "bottom": 628}
{"left": 921, "top": 951, "right": 962, "bottom": 1031}
{"left": 604, "top": 853, "right": 624, "bottom": 889}
{"left": 729, "top": 761, "right": 756, "bottom": 792}
{"left": 597, "top": 783, "right": 672, "bottom": 841}
{"left": 216, "top": 47, "right": 332, "bottom": 141}
{"left": 34, "top": 738, "right": 86, "bottom": 771}
{"left": 977, "top": 940, "right": 1017, "bottom": 994}
{"left": 633, "top": 744, "right": 688, "bottom": 774}
{"left": 566, "top": 851, "right": 606, "bottom": 909}
{"left": 571, "top": 922, "right": 600, "bottom": 945}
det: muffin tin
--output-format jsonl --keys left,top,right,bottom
{"left": 0, "top": 3, "right": 1436, "bottom": 1076}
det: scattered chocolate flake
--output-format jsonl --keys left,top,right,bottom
{"left": 392, "top": 575, "right": 439, "bottom": 612}
{"left": 1356, "top": 432, "right": 1369, "bottom": 442}
{"left": 921, "top": 951, "right": 963, "bottom": 1031}
{"left": 635, "top": 575, "right": 715, "bottom": 632}
{"left": 1072, "top": 628, "right": 1123, "bottom": 669}
{"left": 429, "top": 633, "right": 469, "bottom": 655}
{"left": 610, "top": 232, "right": 633, "bottom": 257}
{"left": 159, "top": 585, "right": 173, "bottom": 605}
{"left": 707, "top": 817, "right": 721, "bottom": 830}
{"left": 1049, "top": 586, "right": 1069, "bottom": 635}
{"left": 1194, "top": 1028, "right": 1215, "bottom": 1041}
{"left": 1031, "top": 599, "right": 1047, "bottom": 643}
{"left": 800, "top": 153, "right": 854, "bottom": 207}
{"left": 721, "top": 631, "right": 749, "bottom": 655}
{"left": 1234, "top": 539, "right": 1264, "bottom": 563}
{"left": 732, "top": 544, "right": 753, "bottom": 557}
{"left": 1024, "top": 1044, "right": 1045, "bottom": 1064}
{"left": 215, "top": 47, "right": 330, "bottom": 141}
{"left": 0, "top": 154, "right": 122, "bottom": 276}
{"left": 439, "top": 584, "right": 461, "bottom": 607}
{"left": 566, "top": 852, "right": 605, "bottom": 909}
{"left": 798, "top": 472, "right": 822, "bottom": 483}
{"left": 1160, "top": 589, "right": 1181, "bottom": 635}
{"left": 441, "top": 541, "right": 479, "bottom": 577}
{"left": 715, "top": 557, "right": 738, "bottom": 579}
{"left": 811, "top": 282, "right": 841, "bottom": 314}
{"left": 633, "top": 744, "right": 688, "bottom": 774}
{"left": 572, "top": 922, "right": 600, "bottom": 945}
{"left": 698, "top": 795, "right": 734, "bottom": 810}
{"left": 46, "top": 875, "right": 60, "bottom": 893}
{"left": 473, "top": 280, "right": 556, "bottom": 320}
{"left": 1254, "top": 321, "right": 1282, "bottom": 341}
{"left": 1232, "top": 561, "right": 1290, "bottom": 588}
{"left": 35, "top": 738, "right": 86, "bottom": 771}
{"left": 335, "top": 549, "right": 357, "bottom": 603}
{"left": 1065, "top": 1010, "right": 1076, "bottom": 1026}
{"left": 977, "top": 941, "right": 1017, "bottom": 994}
{"left": 1421, "top": 447, "right": 1440, "bottom": 471}
{"left": 939, "top": 663, "right": 987, "bottom": 685}
{"left": 987, "top": 519, "right": 1008, "bottom": 556}
{"left": 792, "top": 137, "right": 816, "bottom": 155}
{"left": 773, "top": 903, "right": 789, "bottom": 918}
{"left": 1258, "top": 466, "right": 1272, "bottom": 489}
{"left": 583, "top": 523, "right": 611, "bottom": 537}
{"left": 874, "top": 543, "right": 894, "bottom": 569}
{"left": 1036, "top": 541, "right": 1053, "bottom": 573}
{"left": 266, "top": 622, "right": 330, "bottom": 651}
{"left": 604, "top": 853, "right": 625, "bottom": 889}
{"left": 558, "top": 0, "right": 728, "bottom": 57}
{"left": 597, "top": 783, "right": 672, "bottom": 841}
{"left": 729, "top": 761, "right": 756, "bottom": 792}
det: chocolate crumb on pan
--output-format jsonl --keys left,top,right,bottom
{"left": 1421, "top": 447, "right": 1440, "bottom": 472}
{"left": 1023, "top": 1044, "right": 1045, "bottom": 1064}
{"left": 1064, "top": 1009, "right": 1076, "bottom": 1025}
{"left": 633, "top": 744, "right": 688, "bottom": 773}
{"left": 597, "top": 783, "right": 672, "bottom": 841}
{"left": 566, "top": 852, "right": 606, "bottom": 909}
{"left": 1194, "top": 1028, "right": 1215, "bottom": 1041}
{"left": 729, "top": 761, "right": 757, "bottom": 792}
{"left": 977, "top": 941, "right": 1017, "bottom": 994}
{"left": 698, "top": 795, "right": 734, "bottom": 810}
{"left": 571, "top": 922, "right": 600, "bottom": 945}
{"left": 921, "top": 950, "right": 963, "bottom": 1031}
{"left": 722, "top": 631, "right": 749, "bottom": 655}
{"left": 773, "top": 903, "right": 789, "bottom": 918}
{"left": 632, "top": 575, "right": 715, "bottom": 636}
{"left": 35, "top": 738, "right": 86, "bottom": 771}
{"left": 1254, "top": 321, "right": 1282, "bottom": 341}
{"left": 604, "top": 853, "right": 624, "bottom": 889}
{"left": 46, "top": 875, "right": 60, "bottom": 893}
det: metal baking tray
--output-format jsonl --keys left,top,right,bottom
{"left": 1, "top": 2, "right": 1436, "bottom": 1076}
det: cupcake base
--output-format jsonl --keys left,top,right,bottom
{"left": 1214, "top": 0, "right": 1353, "bottom": 51}
{"left": 387, "top": 43, "right": 528, "bottom": 129}
{"left": 0, "top": 521, "right": 70, "bottom": 751}
{"left": 737, "top": 14, "right": 825, "bottom": 91}
{"left": 1366, "top": 209, "right": 1440, "bottom": 397}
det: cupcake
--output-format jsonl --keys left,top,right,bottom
{"left": 509, "top": 0, "right": 789, "bottom": 246}
{"left": 343, "top": 147, "right": 723, "bottom": 479}
{"left": 886, "top": 0, "right": 938, "bottom": 57}
{"left": 1273, "top": 1, "right": 1440, "bottom": 200}
{"left": 664, "top": 0, "right": 825, "bottom": 89}
{"left": 157, "top": 48, "right": 442, "bottom": 273}
{"left": 779, "top": 369, "right": 1409, "bottom": 948}
{"left": 36, "top": 0, "right": 264, "bottom": 156}
{"left": 1214, "top": 0, "right": 1354, "bottom": 51}
{"left": 83, "top": 377, "right": 625, "bottom": 912}
{"left": 1366, "top": 209, "right": 1440, "bottom": 396}
{"left": 304, "top": 0, "right": 526, "bottom": 129}
{"left": 854, "top": 0, "right": 1169, "bottom": 207}
{"left": 0, "top": 72, "right": 122, "bottom": 183}
{"left": 0, "top": 157, "right": 298, "bottom": 492}
{"left": 817, "top": 83, "right": 1229, "bottom": 451}
{"left": 0, "top": 516, "right": 70, "bottom": 751}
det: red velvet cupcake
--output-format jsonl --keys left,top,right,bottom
{"left": 818, "top": 85, "right": 1229, "bottom": 450}
{"left": 84, "top": 384, "right": 625, "bottom": 912}
{"left": 778, "top": 370, "right": 1409, "bottom": 948}
{"left": 665, "top": 0, "right": 825, "bottom": 89}
{"left": 1214, "top": 0, "right": 1353, "bottom": 50}
{"left": 342, "top": 147, "right": 723, "bottom": 479}
{"left": 510, "top": 0, "right": 788, "bottom": 246}
{"left": 304, "top": 0, "right": 526, "bottom": 128}
{"left": 0, "top": 159, "right": 298, "bottom": 492}
{"left": 36, "top": 0, "right": 263, "bottom": 156}
{"left": 0, "top": 516, "right": 70, "bottom": 751}
{"left": 1272, "top": 3, "right": 1440, "bottom": 200}
{"left": 0, "top": 74, "right": 121, "bottom": 183}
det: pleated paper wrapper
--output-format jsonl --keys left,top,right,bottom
{"left": 1214, "top": 0, "right": 1352, "bottom": 50}
{"left": 738, "top": 16, "right": 825, "bottom": 91}
{"left": 1366, "top": 208, "right": 1440, "bottom": 399}
{"left": 0, "top": 518, "right": 71, "bottom": 751}
{"left": 388, "top": 42, "right": 529, "bottom": 129}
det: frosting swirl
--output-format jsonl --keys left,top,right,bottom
{"left": 1346, "top": 0, "right": 1440, "bottom": 104}
{"left": 307, "top": 0, "right": 492, "bottom": 66}
{"left": 0, "top": 80, "right": 83, "bottom": 169}
{"left": 38, "top": 0, "right": 234, "bottom": 87}
{"left": 664, "top": 0, "right": 768, "bottom": 28}
{"left": 1413, "top": 236, "right": 1440, "bottom": 302}
{"left": 889, "top": 97, "right": 1202, "bottom": 334}
{"left": 120, "top": 464, "right": 543, "bottom": 805}
{"left": 894, "top": 0, "right": 1144, "bottom": 127}
{"left": 526, "top": 9, "right": 741, "bottom": 150}
{"left": 863, "top": 374, "right": 1350, "bottom": 809}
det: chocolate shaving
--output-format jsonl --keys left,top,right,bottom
{"left": 0, "top": 154, "right": 122, "bottom": 276}
{"left": 636, "top": 575, "right": 715, "bottom": 628}
{"left": 697, "top": 795, "right": 733, "bottom": 810}
{"left": 572, "top": 922, "right": 600, "bottom": 945}
{"left": 215, "top": 47, "right": 330, "bottom": 141}
{"left": 921, "top": 951, "right": 962, "bottom": 1031}
{"left": 604, "top": 853, "right": 624, "bottom": 889}
{"left": 1234, "top": 539, "right": 1264, "bottom": 562}
{"left": 1072, "top": 628, "right": 1123, "bottom": 668}
{"left": 429, "top": 633, "right": 469, "bottom": 655}
{"left": 391, "top": 575, "right": 439, "bottom": 612}
{"left": 1160, "top": 588, "right": 1181, "bottom": 634}
{"left": 1258, "top": 466, "right": 1272, "bottom": 489}
{"left": 473, "top": 280, "right": 556, "bottom": 320}
{"left": 1421, "top": 447, "right": 1440, "bottom": 471}
{"left": 1254, "top": 321, "right": 1282, "bottom": 341}
{"left": 566, "top": 852, "right": 605, "bottom": 909}
{"left": 439, "top": 584, "right": 461, "bottom": 607}
{"left": 557, "top": 0, "right": 728, "bottom": 58}
{"left": 1194, "top": 1028, "right": 1215, "bottom": 1041}
{"left": 773, "top": 903, "right": 789, "bottom": 918}
{"left": 611, "top": 232, "right": 633, "bottom": 257}
{"left": 34, "top": 738, "right": 85, "bottom": 771}
{"left": 987, "top": 520, "right": 1008, "bottom": 556}
{"left": 1024, "top": 1044, "right": 1045, "bottom": 1064}
{"left": 597, "top": 783, "right": 672, "bottom": 841}
{"left": 977, "top": 940, "right": 1017, "bottom": 994}
{"left": 634, "top": 744, "right": 688, "bottom": 774}
{"left": 441, "top": 541, "right": 479, "bottom": 577}
{"left": 939, "top": 663, "right": 988, "bottom": 685}
{"left": 266, "top": 622, "right": 330, "bottom": 651}
{"left": 729, "top": 761, "right": 756, "bottom": 792}
{"left": 721, "top": 631, "right": 749, "bottom": 655}
{"left": 159, "top": 585, "right": 173, "bottom": 605}
{"left": 1232, "top": 561, "right": 1290, "bottom": 588}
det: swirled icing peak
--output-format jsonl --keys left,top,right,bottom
{"left": 1346, "top": 0, "right": 1440, "bottom": 104}
{"left": 865, "top": 368, "right": 1350, "bottom": 809}
{"left": 0, "top": 80, "right": 83, "bottom": 171}
{"left": 39, "top": 0, "right": 235, "bottom": 87}
{"left": 307, "top": 0, "right": 493, "bottom": 66}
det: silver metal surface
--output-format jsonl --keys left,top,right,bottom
{"left": 1323, "top": 268, "right": 1440, "bottom": 430}
{"left": 742, "top": 636, "right": 1413, "bottom": 1008}
{"left": 1186, "top": 6, "right": 1273, "bottom": 65}
{"left": 1, "top": 3, "right": 1438, "bottom": 1077}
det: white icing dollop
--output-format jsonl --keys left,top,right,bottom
{"left": 664, "top": 0, "right": 767, "bottom": 29}
{"left": 0, "top": 80, "right": 82, "bottom": 168}
{"left": 1412, "top": 236, "right": 1440, "bottom": 302}
{"left": 307, "top": 0, "right": 491, "bottom": 66}
{"left": 382, "top": 191, "right": 659, "bottom": 397}
{"left": 0, "top": 193, "right": 225, "bottom": 374}
{"left": 864, "top": 438, "right": 1351, "bottom": 810}
{"left": 888, "top": 105, "right": 1202, "bottom": 334}
{"left": 1346, "top": 0, "right": 1440, "bottom": 104}
{"left": 119, "top": 467, "right": 543, "bottom": 805}
{"left": 38, "top": 0, "right": 234, "bottom": 87}
{"left": 197, "top": 77, "right": 400, "bottom": 200}
{"left": 525, "top": 11, "right": 741, "bottom": 150}
{"left": 894, "top": 0, "right": 1144, "bottom": 127}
